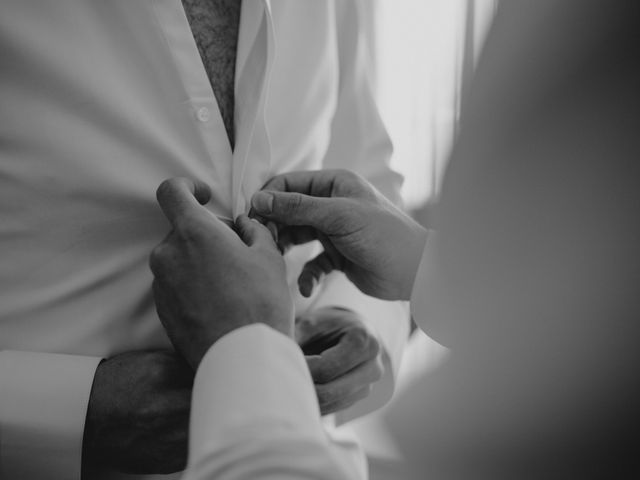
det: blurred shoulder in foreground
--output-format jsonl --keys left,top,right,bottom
{"left": 390, "top": 1, "right": 640, "bottom": 478}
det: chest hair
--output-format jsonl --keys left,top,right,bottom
{"left": 181, "top": 0, "right": 242, "bottom": 149}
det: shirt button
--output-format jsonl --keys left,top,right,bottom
{"left": 196, "top": 107, "right": 211, "bottom": 123}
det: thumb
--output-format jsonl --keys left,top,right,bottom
{"left": 251, "top": 191, "right": 340, "bottom": 232}
{"left": 235, "top": 214, "right": 278, "bottom": 250}
{"left": 156, "top": 177, "right": 212, "bottom": 228}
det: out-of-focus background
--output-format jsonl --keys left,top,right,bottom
{"left": 377, "top": 0, "right": 498, "bottom": 210}
{"left": 353, "top": 1, "right": 498, "bottom": 477}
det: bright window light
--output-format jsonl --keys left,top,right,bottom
{"left": 374, "top": 0, "right": 498, "bottom": 209}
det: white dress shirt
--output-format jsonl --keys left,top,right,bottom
{"left": 0, "top": 1, "right": 408, "bottom": 479}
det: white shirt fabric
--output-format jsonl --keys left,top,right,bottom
{"left": 0, "top": 1, "right": 409, "bottom": 479}
{"left": 184, "top": 325, "right": 360, "bottom": 480}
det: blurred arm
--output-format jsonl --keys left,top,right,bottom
{"left": 393, "top": 1, "right": 640, "bottom": 477}
{"left": 183, "top": 325, "right": 359, "bottom": 480}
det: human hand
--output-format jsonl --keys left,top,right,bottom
{"left": 250, "top": 169, "right": 428, "bottom": 301}
{"left": 149, "top": 177, "right": 294, "bottom": 370}
{"left": 297, "top": 306, "right": 384, "bottom": 415}
{"left": 82, "top": 350, "right": 193, "bottom": 475}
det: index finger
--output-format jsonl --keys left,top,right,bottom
{"left": 305, "top": 327, "right": 380, "bottom": 384}
{"left": 260, "top": 169, "right": 349, "bottom": 198}
{"left": 156, "top": 177, "right": 212, "bottom": 227}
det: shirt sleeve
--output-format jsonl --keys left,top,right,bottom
{"left": 0, "top": 350, "right": 103, "bottom": 480}
{"left": 325, "top": 0, "right": 404, "bottom": 205}
{"left": 183, "top": 324, "right": 360, "bottom": 480}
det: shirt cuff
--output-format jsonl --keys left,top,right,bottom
{"left": 0, "top": 350, "right": 103, "bottom": 480}
{"left": 188, "top": 324, "right": 324, "bottom": 466}
{"left": 311, "top": 272, "right": 410, "bottom": 424}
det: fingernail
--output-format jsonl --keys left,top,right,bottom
{"left": 252, "top": 192, "right": 273, "bottom": 214}
{"left": 299, "top": 282, "right": 311, "bottom": 298}
{"left": 298, "top": 274, "right": 316, "bottom": 298}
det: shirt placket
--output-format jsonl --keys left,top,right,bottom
{"left": 152, "top": 0, "right": 235, "bottom": 219}
{"left": 231, "top": 0, "right": 275, "bottom": 217}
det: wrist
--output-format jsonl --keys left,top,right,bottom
{"left": 266, "top": 305, "right": 295, "bottom": 339}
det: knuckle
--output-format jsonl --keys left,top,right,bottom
{"left": 285, "top": 193, "right": 303, "bottom": 212}
{"left": 337, "top": 169, "right": 360, "bottom": 186}
{"left": 261, "top": 174, "right": 282, "bottom": 191}
{"left": 308, "top": 359, "right": 332, "bottom": 384}
{"left": 338, "top": 168, "right": 355, "bottom": 180}
{"left": 149, "top": 244, "right": 169, "bottom": 275}
{"left": 346, "top": 325, "right": 370, "bottom": 350}
{"left": 296, "top": 314, "right": 316, "bottom": 332}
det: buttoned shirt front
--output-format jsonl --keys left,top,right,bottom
{"left": 0, "top": 1, "right": 409, "bottom": 479}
